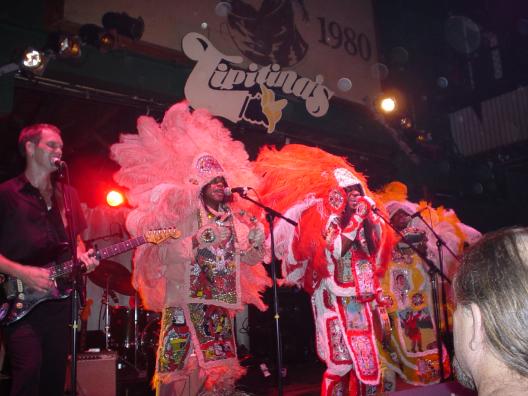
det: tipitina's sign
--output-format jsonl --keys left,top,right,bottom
{"left": 182, "top": 32, "right": 334, "bottom": 133}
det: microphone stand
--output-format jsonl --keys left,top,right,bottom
{"left": 373, "top": 208, "right": 451, "bottom": 381}
{"left": 57, "top": 163, "right": 83, "bottom": 395}
{"left": 413, "top": 212, "right": 461, "bottom": 365}
{"left": 236, "top": 191, "right": 297, "bottom": 396}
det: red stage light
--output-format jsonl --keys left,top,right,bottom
{"left": 106, "top": 190, "right": 125, "bottom": 207}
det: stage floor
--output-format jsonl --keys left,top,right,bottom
{"left": 0, "top": 358, "right": 477, "bottom": 396}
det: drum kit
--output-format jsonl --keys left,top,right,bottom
{"left": 87, "top": 260, "right": 160, "bottom": 370}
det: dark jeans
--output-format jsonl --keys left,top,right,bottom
{"left": 4, "top": 299, "right": 70, "bottom": 396}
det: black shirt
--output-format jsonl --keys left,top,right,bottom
{"left": 0, "top": 173, "right": 87, "bottom": 266}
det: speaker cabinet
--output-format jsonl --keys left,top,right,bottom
{"left": 66, "top": 352, "right": 117, "bottom": 396}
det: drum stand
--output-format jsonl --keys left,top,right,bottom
{"left": 101, "top": 286, "right": 146, "bottom": 375}
{"left": 130, "top": 291, "right": 140, "bottom": 369}
{"left": 103, "top": 279, "right": 112, "bottom": 351}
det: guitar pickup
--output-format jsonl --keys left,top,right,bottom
{"left": 4, "top": 278, "right": 18, "bottom": 299}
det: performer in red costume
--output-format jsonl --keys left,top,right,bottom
{"left": 255, "top": 144, "right": 394, "bottom": 395}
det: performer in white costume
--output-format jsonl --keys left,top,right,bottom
{"left": 111, "top": 102, "right": 271, "bottom": 394}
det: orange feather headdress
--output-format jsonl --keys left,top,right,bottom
{"left": 254, "top": 144, "right": 394, "bottom": 293}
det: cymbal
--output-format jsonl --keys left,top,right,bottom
{"left": 88, "top": 260, "right": 135, "bottom": 296}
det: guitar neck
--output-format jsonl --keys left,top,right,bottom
{"left": 49, "top": 235, "right": 147, "bottom": 279}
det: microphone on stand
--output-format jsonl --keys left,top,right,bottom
{"left": 52, "top": 158, "right": 66, "bottom": 170}
{"left": 410, "top": 207, "right": 429, "bottom": 219}
{"left": 224, "top": 186, "right": 252, "bottom": 196}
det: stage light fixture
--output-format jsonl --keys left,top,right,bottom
{"left": 22, "top": 48, "right": 43, "bottom": 69}
{"left": 58, "top": 35, "right": 82, "bottom": 58}
{"left": 399, "top": 116, "right": 413, "bottom": 129}
{"left": 106, "top": 190, "right": 125, "bottom": 207}
{"left": 102, "top": 12, "right": 144, "bottom": 40}
{"left": 99, "top": 32, "right": 116, "bottom": 51}
{"left": 20, "top": 48, "right": 49, "bottom": 75}
{"left": 415, "top": 131, "right": 432, "bottom": 142}
{"left": 79, "top": 24, "right": 116, "bottom": 51}
{"left": 47, "top": 32, "right": 82, "bottom": 59}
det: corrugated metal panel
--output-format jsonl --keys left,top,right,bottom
{"left": 450, "top": 87, "right": 528, "bottom": 156}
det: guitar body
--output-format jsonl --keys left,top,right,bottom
{"left": 0, "top": 227, "right": 181, "bottom": 326}
{"left": 0, "top": 265, "right": 71, "bottom": 325}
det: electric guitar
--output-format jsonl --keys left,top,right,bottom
{"left": 0, "top": 227, "right": 181, "bottom": 326}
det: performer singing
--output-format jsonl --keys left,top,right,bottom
{"left": 376, "top": 181, "right": 480, "bottom": 389}
{"left": 254, "top": 144, "right": 394, "bottom": 395}
{"left": 111, "top": 102, "right": 271, "bottom": 394}
{"left": 0, "top": 123, "right": 99, "bottom": 396}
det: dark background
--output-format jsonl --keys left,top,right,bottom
{"left": 2, "top": 1, "right": 527, "bottom": 233}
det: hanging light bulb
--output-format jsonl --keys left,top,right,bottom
{"left": 379, "top": 97, "right": 396, "bottom": 113}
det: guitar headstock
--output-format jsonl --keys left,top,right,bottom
{"left": 145, "top": 227, "right": 182, "bottom": 244}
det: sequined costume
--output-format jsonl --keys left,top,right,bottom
{"left": 376, "top": 182, "right": 481, "bottom": 389}
{"left": 254, "top": 145, "right": 394, "bottom": 395}
{"left": 110, "top": 102, "right": 271, "bottom": 393}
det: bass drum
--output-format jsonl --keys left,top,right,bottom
{"left": 138, "top": 316, "right": 161, "bottom": 373}
{"left": 109, "top": 305, "right": 132, "bottom": 351}
{"left": 109, "top": 307, "right": 160, "bottom": 351}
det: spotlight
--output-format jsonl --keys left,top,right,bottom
{"left": 58, "top": 35, "right": 82, "bottom": 58}
{"left": 22, "top": 48, "right": 44, "bottom": 69}
{"left": 47, "top": 32, "right": 82, "bottom": 59}
{"left": 415, "top": 130, "right": 432, "bottom": 143}
{"left": 399, "top": 116, "right": 413, "bottom": 129}
{"left": 102, "top": 12, "right": 144, "bottom": 40}
{"left": 379, "top": 96, "right": 396, "bottom": 113}
{"left": 79, "top": 24, "right": 116, "bottom": 51}
{"left": 106, "top": 190, "right": 125, "bottom": 207}
{"left": 20, "top": 48, "right": 49, "bottom": 75}
{"left": 99, "top": 32, "right": 116, "bottom": 51}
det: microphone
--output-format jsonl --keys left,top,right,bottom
{"left": 52, "top": 158, "right": 66, "bottom": 170}
{"left": 224, "top": 186, "right": 252, "bottom": 196}
{"left": 410, "top": 207, "right": 428, "bottom": 219}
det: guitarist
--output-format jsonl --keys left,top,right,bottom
{"left": 0, "top": 124, "right": 99, "bottom": 396}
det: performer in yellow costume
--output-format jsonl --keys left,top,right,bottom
{"left": 377, "top": 182, "right": 480, "bottom": 389}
